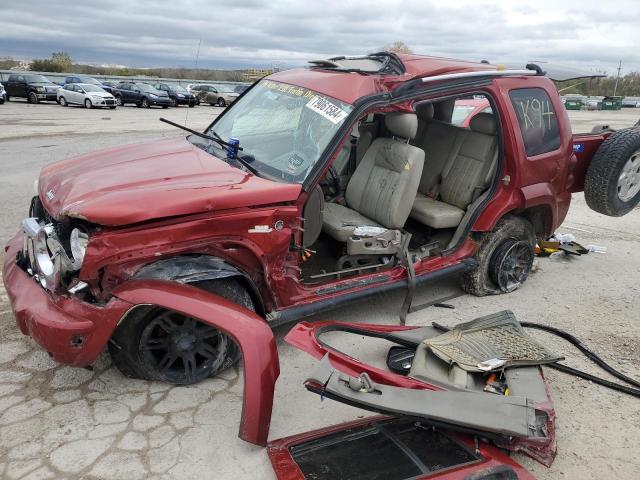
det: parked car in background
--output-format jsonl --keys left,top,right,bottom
{"left": 57, "top": 83, "right": 117, "bottom": 109}
{"left": 622, "top": 96, "right": 640, "bottom": 108}
{"left": 0, "top": 83, "right": 6, "bottom": 104}
{"left": 63, "top": 75, "right": 115, "bottom": 95}
{"left": 450, "top": 98, "right": 491, "bottom": 127}
{"left": 3, "top": 74, "right": 60, "bottom": 103}
{"left": 113, "top": 82, "right": 170, "bottom": 108}
{"left": 190, "top": 84, "right": 238, "bottom": 106}
{"left": 234, "top": 84, "right": 250, "bottom": 94}
{"left": 153, "top": 83, "right": 197, "bottom": 107}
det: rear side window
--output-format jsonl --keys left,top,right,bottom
{"left": 509, "top": 88, "right": 561, "bottom": 156}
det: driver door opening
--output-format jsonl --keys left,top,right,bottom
{"left": 299, "top": 93, "right": 500, "bottom": 285}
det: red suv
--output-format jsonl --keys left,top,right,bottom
{"left": 4, "top": 52, "right": 640, "bottom": 385}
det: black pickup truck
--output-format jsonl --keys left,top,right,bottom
{"left": 3, "top": 74, "right": 60, "bottom": 103}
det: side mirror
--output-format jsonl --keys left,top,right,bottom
{"left": 134, "top": 89, "right": 141, "bottom": 93}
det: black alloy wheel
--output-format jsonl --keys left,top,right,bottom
{"left": 139, "top": 310, "right": 230, "bottom": 384}
{"left": 488, "top": 239, "right": 534, "bottom": 293}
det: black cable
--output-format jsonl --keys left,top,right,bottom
{"left": 544, "top": 363, "right": 640, "bottom": 398}
{"left": 521, "top": 322, "right": 640, "bottom": 390}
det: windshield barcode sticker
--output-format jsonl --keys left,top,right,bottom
{"left": 305, "top": 96, "right": 348, "bottom": 124}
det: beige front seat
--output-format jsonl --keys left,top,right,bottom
{"left": 410, "top": 112, "right": 498, "bottom": 229}
{"left": 323, "top": 113, "right": 425, "bottom": 242}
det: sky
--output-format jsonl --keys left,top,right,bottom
{"left": 0, "top": 0, "right": 638, "bottom": 74}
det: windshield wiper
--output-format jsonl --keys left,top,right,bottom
{"left": 159, "top": 118, "right": 243, "bottom": 152}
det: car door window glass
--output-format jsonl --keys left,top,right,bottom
{"left": 509, "top": 88, "right": 561, "bottom": 157}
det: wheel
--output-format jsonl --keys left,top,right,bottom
{"left": 216, "top": 97, "right": 226, "bottom": 107}
{"left": 115, "top": 95, "right": 123, "bottom": 106}
{"left": 584, "top": 128, "right": 640, "bottom": 216}
{"left": 28, "top": 91, "right": 38, "bottom": 104}
{"left": 141, "top": 98, "right": 150, "bottom": 108}
{"left": 162, "top": 105, "right": 169, "bottom": 109}
{"left": 189, "top": 103, "right": 195, "bottom": 108}
{"left": 109, "top": 278, "right": 253, "bottom": 384}
{"left": 59, "top": 97, "right": 68, "bottom": 107}
{"left": 461, "top": 215, "right": 535, "bottom": 296}
{"left": 170, "top": 97, "right": 178, "bottom": 107}
{"left": 109, "top": 106, "right": 116, "bottom": 109}
{"left": 84, "top": 98, "right": 93, "bottom": 109}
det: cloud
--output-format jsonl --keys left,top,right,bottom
{"left": 0, "top": 0, "right": 638, "bottom": 73}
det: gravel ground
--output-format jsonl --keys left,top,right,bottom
{"left": 0, "top": 103, "right": 638, "bottom": 479}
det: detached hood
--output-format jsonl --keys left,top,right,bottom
{"left": 38, "top": 137, "right": 301, "bottom": 226}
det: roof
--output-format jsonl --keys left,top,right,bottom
{"left": 268, "top": 53, "right": 499, "bottom": 104}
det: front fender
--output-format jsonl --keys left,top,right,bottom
{"left": 112, "top": 279, "right": 279, "bottom": 446}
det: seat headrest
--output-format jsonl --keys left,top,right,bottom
{"left": 385, "top": 113, "right": 418, "bottom": 140}
{"left": 469, "top": 112, "right": 496, "bottom": 136}
{"left": 415, "top": 103, "right": 434, "bottom": 120}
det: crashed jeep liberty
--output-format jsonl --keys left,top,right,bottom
{"left": 4, "top": 53, "right": 640, "bottom": 392}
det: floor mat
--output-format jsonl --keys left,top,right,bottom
{"left": 424, "top": 310, "right": 563, "bottom": 372}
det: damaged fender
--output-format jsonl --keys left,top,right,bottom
{"left": 112, "top": 279, "right": 279, "bottom": 446}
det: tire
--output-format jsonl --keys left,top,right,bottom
{"left": 141, "top": 98, "right": 150, "bottom": 108}
{"left": 59, "top": 96, "right": 67, "bottom": 107}
{"left": 162, "top": 105, "right": 168, "bottom": 109}
{"left": 461, "top": 215, "right": 535, "bottom": 296}
{"left": 109, "top": 106, "right": 116, "bottom": 109}
{"left": 115, "top": 95, "right": 123, "bottom": 106}
{"left": 84, "top": 98, "right": 92, "bottom": 109}
{"left": 28, "top": 91, "right": 38, "bottom": 104}
{"left": 188, "top": 103, "right": 195, "bottom": 108}
{"left": 170, "top": 96, "right": 178, "bottom": 107}
{"left": 584, "top": 128, "right": 640, "bottom": 216}
{"left": 109, "top": 278, "right": 253, "bottom": 384}
{"left": 216, "top": 97, "right": 226, "bottom": 107}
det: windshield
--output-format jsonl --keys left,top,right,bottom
{"left": 79, "top": 77, "right": 101, "bottom": 85}
{"left": 25, "top": 75, "right": 50, "bottom": 83}
{"left": 215, "top": 85, "right": 236, "bottom": 93}
{"left": 173, "top": 85, "right": 188, "bottom": 93}
{"left": 204, "top": 79, "right": 353, "bottom": 183}
{"left": 138, "top": 84, "right": 158, "bottom": 93}
{"left": 82, "top": 84, "right": 104, "bottom": 93}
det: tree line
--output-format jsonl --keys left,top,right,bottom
{"left": 3, "top": 51, "right": 640, "bottom": 95}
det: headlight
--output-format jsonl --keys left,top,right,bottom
{"left": 70, "top": 228, "right": 89, "bottom": 267}
{"left": 149, "top": 94, "right": 158, "bottom": 98}
{"left": 177, "top": 94, "right": 184, "bottom": 98}
{"left": 36, "top": 87, "right": 45, "bottom": 92}
{"left": 33, "top": 178, "right": 39, "bottom": 195}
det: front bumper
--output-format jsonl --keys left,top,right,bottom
{"left": 91, "top": 97, "right": 117, "bottom": 107}
{"left": 2, "top": 233, "right": 131, "bottom": 366}
{"left": 36, "top": 92, "right": 58, "bottom": 101}
{"left": 150, "top": 97, "right": 171, "bottom": 106}
{"left": 176, "top": 96, "right": 196, "bottom": 106}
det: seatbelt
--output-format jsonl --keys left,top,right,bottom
{"left": 347, "top": 136, "right": 357, "bottom": 176}
{"left": 398, "top": 233, "right": 415, "bottom": 325}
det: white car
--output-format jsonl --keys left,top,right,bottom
{"left": 57, "top": 83, "right": 117, "bottom": 109}
{"left": 0, "top": 82, "right": 6, "bottom": 104}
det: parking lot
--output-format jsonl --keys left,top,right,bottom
{"left": 0, "top": 103, "right": 639, "bottom": 479}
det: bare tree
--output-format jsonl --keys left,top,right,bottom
{"left": 383, "top": 41, "right": 413, "bottom": 54}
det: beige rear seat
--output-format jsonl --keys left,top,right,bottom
{"left": 410, "top": 112, "right": 498, "bottom": 229}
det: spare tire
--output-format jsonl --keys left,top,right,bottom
{"left": 584, "top": 128, "right": 640, "bottom": 216}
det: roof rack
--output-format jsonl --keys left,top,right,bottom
{"left": 420, "top": 68, "right": 538, "bottom": 84}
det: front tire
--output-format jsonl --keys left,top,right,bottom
{"left": 584, "top": 128, "right": 640, "bottom": 216}
{"left": 59, "top": 96, "right": 68, "bottom": 107}
{"left": 170, "top": 97, "right": 178, "bottom": 107}
{"left": 461, "top": 215, "right": 535, "bottom": 296}
{"left": 109, "top": 278, "right": 253, "bottom": 384}
{"left": 28, "top": 91, "right": 38, "bottom": 104}
{"left": 84, "top": 98, "right": 93, "bottom": 109}
{"left": 141, "top": 98, "right": 150, "bottom": 108}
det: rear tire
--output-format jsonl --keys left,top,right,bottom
{"left": 461, "top": 215, "right": 535, "bottom": 296}
{"left": 584, "top": 128, "right": 640, "bottom": 216}
{"left": 216, "top": 97, "right": 226, "bottom": 107}
{"left": 109, "top": 278, "right": 253, "bottom": 384}
{"left": 115, "top": 95, "right": 123, "bottom": 106}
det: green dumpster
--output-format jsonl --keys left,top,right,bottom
{"left": 564, "top": 99, "right": 583, "bottom": 110}
{"left": 601, "top": 96, "right": 623, "bottom": 110}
